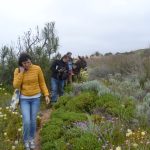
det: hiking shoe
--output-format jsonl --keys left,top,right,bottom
{"left": 25, "top": 142, "right": 30, "bottom": 150}
{"left": 30, "top": 139, "right": 35, "bottom": 149}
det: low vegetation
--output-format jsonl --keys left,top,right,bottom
{"left": 41, "top": 80, "right": 150, "bottom": 150}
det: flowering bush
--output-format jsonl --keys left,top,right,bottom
{"left": 0, "top": 107, "right": 24, "bottom": 150}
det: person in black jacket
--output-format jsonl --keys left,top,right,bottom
{"left": 50, "top": 55, "right": 69, "bottom": 103}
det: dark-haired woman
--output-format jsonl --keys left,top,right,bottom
{"left": 50, "top": 55, "right": 69, "bottom": 103}
{"left": 13, "top": 52, "right": 50, "bottom": 150}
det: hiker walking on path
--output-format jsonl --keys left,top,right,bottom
{"left": 50, "top": 55, "right": 69, "bottom": 103}
{"left": 13, "top": 52, "right": 50, "bottom": 150}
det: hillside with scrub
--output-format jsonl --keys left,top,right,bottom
{"left": 40, "top": 49, "right": 150, "bottom": 150}
{"left": 1, "top": 22, "right": 150, "bottom": 149}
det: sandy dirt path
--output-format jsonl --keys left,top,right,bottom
{"left": 34, "top": 109, "right": 52, "bottom": 150}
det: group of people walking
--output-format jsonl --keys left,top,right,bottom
{"left": 50, "top": 52, "right": 73, "bottom": 103}
{"left": 13, "top": 52, "right": 73, "bottom": 149}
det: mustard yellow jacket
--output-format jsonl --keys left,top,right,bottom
{"left": 13, "top": 64, "right": 49, "bottom": 96}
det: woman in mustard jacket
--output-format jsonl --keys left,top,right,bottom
{"left": 13, "top": 52, "right": 50, "bottom": 150}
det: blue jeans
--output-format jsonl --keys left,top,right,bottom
{"left": 20, "top": 97, "right": 40, "bottom": 142}
{"left": 51, "top": 77, "right": 65, "bottom": 102}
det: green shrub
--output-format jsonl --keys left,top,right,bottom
{"left": 72, "top": 133, "right": 101, "bottom": 150}
{"left": 0, "top": 93, "right": 11, "bottom": 107}
{"left": 64, "top": 84, "right": 73, "bottom": 93}
{"left": 41, "top": 124, "right": 63, "bottom": 143}
{"left": 54, "top": 138, "right": 68, "bottom": 150}
{"left": 95, "top": 94, "right": 135, "bottom": 121}
{"left": 64, "top": 127, "right": 83, "bottom": 143}
{"left": 42, "top": 142, "right": 56, "bottom": 150}
{"left": 65, "top": 92, "right": 98, "bottom": 113}
{"left": 54, "top": 95, "right": 72, "bottom": 110}
{"left": 41, "top": 110, "right": 87, "bottom": 148}
{"left": 102, "top": 121, "right": 126, "bottom": 145}
{"left": 73, "top": 80, "right": 110, "bottom": 96}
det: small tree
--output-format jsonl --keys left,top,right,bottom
{"left": 0, "top": 46, "right": 9, "bottom": 82}
{"left": 42, "top": 22, "right": 59, "bottom": 60}
{"left": 0, "top": 22, "right": 59, "bottom": 87}
{"left": 0, "top": 46, "right": 17, "bottom": 85}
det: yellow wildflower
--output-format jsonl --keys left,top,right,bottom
{"left": 4, "top": 132, "right": 7, "bottom": 136}
{"left": 132, "top": 143, "right": 138, "bottom": 148}
{"left": 141, "top": 131, "right": 146, "bottom": 136}
{"left": 12, "top": 146, "right": 16, "bottom": 149}
{"left": 116, "top": 146, "right": 121, "bottom": 150}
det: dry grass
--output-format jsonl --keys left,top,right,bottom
{"left": 87, "top": 53, "right": 148, "bottom": 80}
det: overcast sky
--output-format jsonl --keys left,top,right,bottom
{"left": 0, "top": 0, "right": 150, "bottom": 56}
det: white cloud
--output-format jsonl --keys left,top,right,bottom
{"left": 0, "top": 0, "right": 150, "bottom": 56}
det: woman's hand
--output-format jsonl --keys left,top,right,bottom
{"left": 45, "top": 96, "right": 50, "bottom": 105}
{"left": 19, "top": 67, "right": 25, "bottom": 73}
